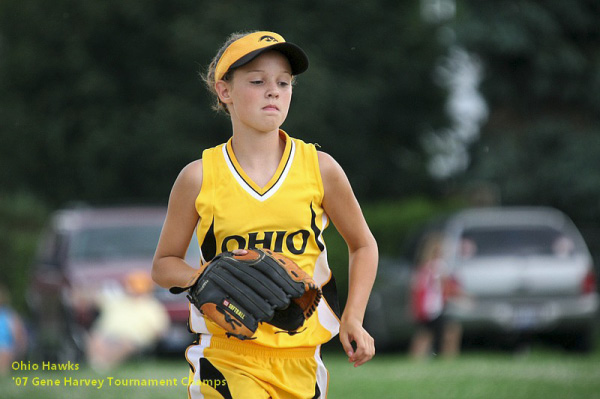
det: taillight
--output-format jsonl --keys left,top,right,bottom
{"left": 582, "top": 269, "right": 597, "bottom": 294}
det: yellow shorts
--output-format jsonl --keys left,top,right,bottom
{"left": 185, "top": 335, "right": 329, "bottom": 399}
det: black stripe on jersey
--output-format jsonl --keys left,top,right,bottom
{"left": 310, "top": 202, "right": 325, "bottom": 252}
{"left": 225, "top": 141, "right": 294, "bottom": 197}
{"left": 322, "top": 275, "right": 341, "bottom": 319}
{"left": 201, "top": 218, "right": 217, "bottom": 262}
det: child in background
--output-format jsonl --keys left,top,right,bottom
{"left": 0, "top": 284, "right": 27, "bottom": 376}
{"left": 410, "top": 233, "right": 462, "bottom": 359}
{"left": 86, "top": 271, "right": 169, "bottom": 371}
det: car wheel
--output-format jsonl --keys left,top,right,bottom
{"left": 558, "top": 327, "right": 595, "bottom": 353}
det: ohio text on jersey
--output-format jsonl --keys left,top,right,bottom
{"left": 191, "top": 130, "right": 340, "bottom": 348}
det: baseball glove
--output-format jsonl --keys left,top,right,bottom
{"left": 170, "top": 248, "right": 321, "bottom": 340}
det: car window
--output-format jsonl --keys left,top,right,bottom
{"left": 460, "top": 226, "right": 578, "bottom": 258}
{"left": 37, "top": 231, "right": 68, "bottom": 267}
{"left": 69, "top": 225, "right": 163, "bottom": 261}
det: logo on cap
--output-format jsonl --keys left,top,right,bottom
{"left": 259, "top": 35, "right": 279, "bottom": 43}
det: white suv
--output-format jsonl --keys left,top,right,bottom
{"left": 444, "top": 207, "right": 598, "bottom": 351}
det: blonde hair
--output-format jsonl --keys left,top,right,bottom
{"left": 123, "top": 271, "right": 154, "bottom": 295}
{"left": 201, "top": 31, "right": 256, "bottom": 115}
{"left": 417, "top": 232, "right": 445, "bottom": 265}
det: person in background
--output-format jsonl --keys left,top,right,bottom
{"left": 86, "top": 271, "right": 170, "bottom": 371}
{"left": 0, "top": 284, "right": 27, "bottom": 376}
{"left": 409, "top": 233, "right": 462, "bottom": 359}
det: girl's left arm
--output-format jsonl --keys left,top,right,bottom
{"left": 318, "top": 151, "right": 378, "bottom": 367}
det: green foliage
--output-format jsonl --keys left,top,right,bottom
{"left": 0, "top": 0, "right": 449, "bottom": 207}
{"left": 469, "top": 122, "right": 600, "bottom": 219}
{"left": 0, "top": 2, "right": 454, "bottom": 314}
{"left": 455, "top": 0, "right": 600, "bottom": 114}
{"left": 0, "top": 0, "right": 219, "bottom": 206}
{"left": 453, "top": 1, "right": 600, "bottom": 240}
{"left": 0, "top": 193, "right": 48, "bottom": 312}
{"left": 3, "top": 0, "right": 600, "bottom": 317}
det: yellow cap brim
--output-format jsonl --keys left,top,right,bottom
{"left": 215, "top": 31, "right": 309, "bottom": 81}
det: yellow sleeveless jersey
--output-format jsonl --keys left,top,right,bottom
{"left": 190, "top": 130, "right": 341, "bottom": 348}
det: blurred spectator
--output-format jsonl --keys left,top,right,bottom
{"left": 0, "top": 284, "right": 27, "bottom": 376}
{"left": 86, "top": 271, "right": 170, "bottom": 371}
{"left": 459, "top": 237, "right": 477, "bottom": 260}
{"left": 409, "top": 233, "right": 462, "bottom": 359}
{"left": 552, "top": 235, "right": 575, "bottom": 257}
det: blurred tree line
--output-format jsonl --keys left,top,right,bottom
{"left": 1, "top": 0, "right": 600, "bottom": 307}
{"left": 453, "top": 0, "right": 600, "bottom": 259}
{"left": 0, "top": 0, "right": 449, "bottom": 309}
{"left": 0, "top": 0, "right": 447, "bottom": 206}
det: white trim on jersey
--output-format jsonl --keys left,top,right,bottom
{"left": 313, "top": 250, "right": 341, "bottom": 337}
{"left": 221, "top": 140, "right": 296, "bottom": 202}
{"left": 189, "top": 304, "right": 209, "bottom": 334}
{"left": 318, "top": 213, "right": 328, "bottom": 248}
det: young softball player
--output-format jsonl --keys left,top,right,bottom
{"left": 152, "top": 30, "right": 378, "bottom": 399}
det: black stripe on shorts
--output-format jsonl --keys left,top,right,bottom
{"left": 199, "top": 358, "right": 232, "bottom": 399}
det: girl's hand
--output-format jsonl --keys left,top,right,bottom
{"left": 339, "top": 317, "right": 375, "bottom": 367}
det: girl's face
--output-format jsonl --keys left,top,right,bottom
{"left": 219, "top": 51, "right": 293, "bottom": 134}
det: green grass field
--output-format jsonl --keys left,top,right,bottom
{"left": 2, "top": 345, "right": 600, "bottom": 399}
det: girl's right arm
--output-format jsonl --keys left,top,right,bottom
{"left": 152, "top": 160, "right": 203, "bottom": 289}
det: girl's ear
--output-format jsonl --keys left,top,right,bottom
{"left": 215, "top": 81, "right": 232, "bottom": 105}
